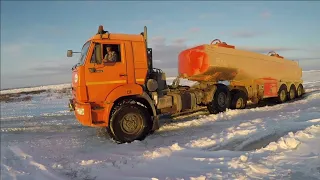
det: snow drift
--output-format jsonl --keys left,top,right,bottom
{"left": 1, "top": 70, "right": 320, "bottom": 180}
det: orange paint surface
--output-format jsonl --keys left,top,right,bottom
{"left": 264, "top": 82, "right": 278, "bottom": 97}
{"left": 178, "top": 45, "right": 209, "bottom": 77}
{"left": 258, "top": 78, "right": 279, "bottom": 97}
{"left": 71, "top": 31, "right": 149, "bottom": 127}
{"left": 74, "top": 101, "right": 92, "bottom": 126}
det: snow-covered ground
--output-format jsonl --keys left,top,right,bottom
{"left": 1, "top": 71, "right": 320, "bottom": 180}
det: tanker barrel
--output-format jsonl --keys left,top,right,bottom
{"left": 178, "top": 40, "right": 302, "bottom": 82}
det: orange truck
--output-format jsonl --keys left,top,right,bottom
{"left": 67, "top": 25, "right": 304, "bottom": 143}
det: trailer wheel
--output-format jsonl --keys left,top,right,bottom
{"left": 297, "top": 84, "right": 304, "bottom": 97}
{"left": 230, "top": 90, "right": 247, "bottom": 109}
{"left": 207, "top": 84, "right": 230, "bottom": 114}
{"left": 107, "top": 104, "right": 150, "bottom": 144}
{"left": 288, "top": 84, "right": 296, "bottom": 100}
{"left": 276, "top": 84, "right": 288, "bottom": 103}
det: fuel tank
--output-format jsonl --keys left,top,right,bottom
{"left": 178, "top": 39, "right": 302, "bottom": 82}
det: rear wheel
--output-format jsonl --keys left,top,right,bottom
{"left": 288, "top": 84, "right": 296, "bottom": 100}
{"left": 207, "top": 84, "right": 230, "bottom": 114}
{"left": 107, "top": 104, "right": 150, "bottom": 143}
{"left": 230, "top": 90, "right": 247, "bottom": 109}
{"left": 297, "top": 84, "right": 304, "bottom": 97}
{"left": 276, "top": 84, "right": 288, "bottom": 103}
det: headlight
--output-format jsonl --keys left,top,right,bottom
{"left": 74, "top": 74, "right": 78, "bottom": 83}
{"left": 76, "top": 107, "right": 84, "bottom": 115}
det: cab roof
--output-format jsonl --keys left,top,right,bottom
{"left": 88, "top": 33, "right": 145, "bottom": 42}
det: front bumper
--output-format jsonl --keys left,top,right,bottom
{"left": 68, "top": 99, "right": 92, "bottom": 126}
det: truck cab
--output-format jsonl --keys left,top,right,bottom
{"left": 68, "top": 26, "right": 163, "bottom": 143}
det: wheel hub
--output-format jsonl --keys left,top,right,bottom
{"left": 236, "top": 98, "right": 243, "bottom": 109}
{"left": 121, "top": 113, "right": 140, "bottom": 134}
{"left": 280, "top": 90, "right": 286, "bottom": 101}
{"left": 298, "top": 87, "right": 302, "bottom": 96}
{"left": 290, "top": 89, "right": 295, "bottom": 99}
{"left": 217, "top": 93, "right": 226, "bottom": 107}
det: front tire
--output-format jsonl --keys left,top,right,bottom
{"left": 207, "top": 84, "right": 231, "bottom": 114}
{"left": 107, "top": 104, "right": 150, "bottom": 143}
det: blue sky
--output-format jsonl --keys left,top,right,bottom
{"left": 1, "top": 1, "right": 320, "bottom": 89}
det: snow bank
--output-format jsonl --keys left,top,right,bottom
{"left": 1, "top": 71, "right": 320, "bottom": 180}
{"left": 0, "top": 83, "right": 71, "bottom": 95}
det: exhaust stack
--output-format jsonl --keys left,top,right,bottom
{"left": 144, "top": 26, "right": 148, "bottom": 47}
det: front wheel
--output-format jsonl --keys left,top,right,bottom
{"left": 107, "top": 104, "right": 150, "bottom": 143}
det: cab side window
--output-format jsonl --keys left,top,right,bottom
{"left": 90, "top": 43, "right": 102, "bottom": 64}
{"left": 102, "top": 44, "right": 121, "bottom": 63}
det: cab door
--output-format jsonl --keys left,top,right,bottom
{"left": 85, "top": 41, "right": 128, "bottom": 102}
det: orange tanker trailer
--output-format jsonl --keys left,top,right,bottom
{"left": 68, "top": 25, "right": 304, "bottom": 143}
{"left": 178, "top": 39, "right": 304, "bottom": 108}
{"left": 178, "top": 39, "right": 302, "bottom": 82}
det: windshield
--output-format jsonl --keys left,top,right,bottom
{"left": 78, "top": 41, "right": 91, "bottom": 65}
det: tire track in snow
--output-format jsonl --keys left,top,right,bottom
{"left": 1, "top": 73, "right": 319, "bottom": 180}
{"left": 1, "top": 146, "right": 63, "bottom": 180}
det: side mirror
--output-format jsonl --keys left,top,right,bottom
{"left": 67, "top": 50, "right": 73, "bottom": 57}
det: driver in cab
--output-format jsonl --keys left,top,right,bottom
{"left": 103, "top": 46, "right": 118, "bottom": 63}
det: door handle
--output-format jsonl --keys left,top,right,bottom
{"left": 89, "top": 68, "right": 103, "bottom": 73}
{"left": 119, "top": 73, "right": 127, "bottom": 77}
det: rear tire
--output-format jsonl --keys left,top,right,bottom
{"left": 230, "top": 90, "right": 248, "bottom": 109}
{"left": 276, "top": 84, "right": 288, "bottom": 103}
{"left": 297, "top": 84, "right": 304, "bottom": 97}
{"left": 207, "top": 84, "right": 231, "bottom": 114}
{"left": 107, "top": 104, "right": 150, "bottom": 144}
{"left": 288, "top": 84, "right": 296, "bottom": 100}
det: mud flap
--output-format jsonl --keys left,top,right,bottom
{"left": 151, "top": 115, "right": 160, "bottom": 131}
